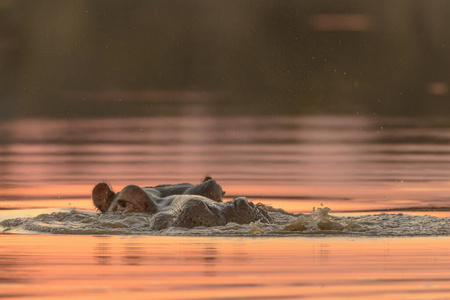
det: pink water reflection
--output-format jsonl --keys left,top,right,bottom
{"left": 1, "top": 116, "right": 450, "bottom": 213}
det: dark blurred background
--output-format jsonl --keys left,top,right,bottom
{"left": 1, "top": 0, "right": 449, "bottom": 117}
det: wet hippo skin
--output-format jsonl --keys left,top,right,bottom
{"left": 92, "top": 177, "right": 271, "bottom": 229}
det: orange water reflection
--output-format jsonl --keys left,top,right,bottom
{"left": 1, "top": 180, "right": 450, "bottom": 214}
{"left": 1, "top": 116, "right": 450, "bottom": 212}
{"left": 1, "top": 235, "right": 449, "bottom": 299}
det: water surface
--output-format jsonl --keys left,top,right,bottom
{"left": 1, "top": 115, "right": 449, "bottom": 299}
{"left": 1, "top": 235, "right": 449, "bottom": 299}
{"left": 1, "top": 115, "right": 449, "bottom": 213}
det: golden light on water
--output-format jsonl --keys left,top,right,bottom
{"left": 1, "top": 235, "right": 449, "bottom": 299}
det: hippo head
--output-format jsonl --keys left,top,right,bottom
{"left": 184, "top": 177, "right": 225, "bottom": 203}
{"left": 92, "top": 183, "right": 157, "bottom": 213}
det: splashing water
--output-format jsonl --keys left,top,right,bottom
{"left": 1, "top": 206, "right": 449, "bottom": 236}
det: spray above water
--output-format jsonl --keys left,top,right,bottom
{"left": 1, "top": 179, "right": 449, "bottom": 236}
{"left": 1, "top": 206, "right": 449, "bottom": 236}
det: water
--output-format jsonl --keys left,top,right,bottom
{"left": 1, "top": 235, "right": 450, "bottom": 299}
{"left": 1, "top": 115, "right": 449, "bottom": 213}
{"left": 1, "top": 115, "right": 449, "bottom": 298}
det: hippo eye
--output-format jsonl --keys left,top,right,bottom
{"left": 118, "top": 200, "right": 127, "bottom": 208}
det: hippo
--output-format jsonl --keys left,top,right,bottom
{"left": 92, "top": 176, "right": 272, "bottom": 229}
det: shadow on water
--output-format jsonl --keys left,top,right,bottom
{"left": 94, "top": 241, "right": 112, "bottom": 265}
{"left": 92, "top": 236, "right": 252, "bottom": 280}
{"left": 0, "top": 247, "right": 30, "bottom": 284}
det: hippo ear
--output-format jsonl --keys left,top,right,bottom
{"left": 92, "top": 183, "right": 115, "bottom": 212}
{"left": 203, "top": 175, "right": 213, "bottom": 182}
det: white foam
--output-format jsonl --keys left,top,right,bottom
{"left": 1, "top": 207, "right": 449, "bottom": 236}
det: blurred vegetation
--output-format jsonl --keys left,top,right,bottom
{"left": 0, "top": 0, "right": 449, "bottom": 117}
